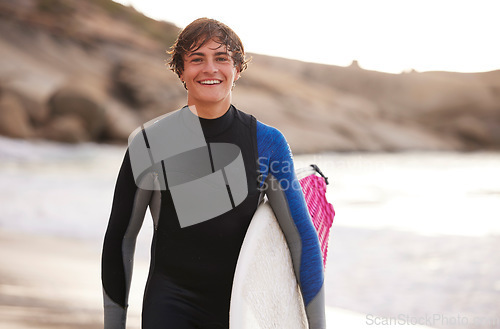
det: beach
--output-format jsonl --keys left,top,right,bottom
{"left": 2, "top": 227, "right": 499, "bottom": 329}
{"left": 0, "top": 229, "right": 439, "bottom": 329}
{"left": 0, "top": 230, "right": 103, "bottom": 329}
{"left": 1, "top": 137, "right": 500, "bottom": 328}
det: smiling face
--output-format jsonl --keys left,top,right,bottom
{"left": 180, "top": 39, "right": 240, "bottom": 112}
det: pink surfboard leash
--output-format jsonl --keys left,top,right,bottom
{"left": 298, "top": 165, "right": 335, "bottom": 268}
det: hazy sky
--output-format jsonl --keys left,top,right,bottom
{"left": 114, "top": 0, "right": 500, "bottom": 73}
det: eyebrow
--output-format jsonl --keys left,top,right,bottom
{"left": 187, "top": 51, "right": 230, "bottom": 57}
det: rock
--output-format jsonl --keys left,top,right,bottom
{"left": 37, "top": 114, "right": 89, "bottom": 143}
{"left": 15, "top": 90, "right": 50, "bottom": 125}
{"left": 101, "top": 98, "right": 140, "bottom": 142}
{"left": 0, "top": 89, "right": 33, "bottom": 139}
{"left": 47, "top": 86, "right": 106, "bottom": 139}
{"left": 453, "top": 115, "right": 495, "bottom": 149}
{"left": 2, "top": 2, "right": 500, "bottom": 152}
{"left": 110, "top": 59, "right": 185, "bottom": 117}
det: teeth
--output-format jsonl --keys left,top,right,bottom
{"left": 200, "top": 80, "right": 221, "bottom": 85}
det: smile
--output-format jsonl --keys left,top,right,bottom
{"left": 199, "top": 80, "right": 222, "bottom": 85}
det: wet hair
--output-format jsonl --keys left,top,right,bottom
{"left": 167, "top": 18, "right": 249, "bottom": 78}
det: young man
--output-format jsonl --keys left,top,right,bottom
{"left": 102, "top": 18, "right": 325, "bottom": 329}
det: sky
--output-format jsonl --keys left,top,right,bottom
{"left": 114, "top": 0, "right": 500, "bottom": 74}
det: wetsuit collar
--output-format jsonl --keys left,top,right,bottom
{"left": 191, "top": 105, "right": 235, "bottom": 138}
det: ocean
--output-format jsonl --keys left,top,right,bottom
{"left": 2, "top": 136, "right": 499, "bottom": 240}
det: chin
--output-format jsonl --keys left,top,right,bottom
{"left": 200, "top": 94, "right": 231, "bottom": 104}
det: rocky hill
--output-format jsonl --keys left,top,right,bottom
{"left": 1, "top": 0, "right": 499, "bottom": 153}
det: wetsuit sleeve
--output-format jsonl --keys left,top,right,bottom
{"left": 257, "top": 122, "right": 326, "bottom": 329}
{"left": 101, "top": 150, "right": 153, "bottom": 329}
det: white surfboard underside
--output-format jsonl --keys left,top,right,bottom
{"left": 230, "top": 201, "right": 309, "bottom": 329}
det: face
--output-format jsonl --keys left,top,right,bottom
{"left": 180, "top": 39, "right": 240, "bottom": 108}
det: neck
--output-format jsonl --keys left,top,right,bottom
{"left": 187, "top": 98, "right": 232, "bottom": 119}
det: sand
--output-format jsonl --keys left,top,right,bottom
{"left": 0, "top": 228, "right": 444, "bottom": 329}
{"left": 0, "top": 230, "right": 104, "bottom": 328}
{"left": 3, "top": 226, "right": 499, "bottom": 329}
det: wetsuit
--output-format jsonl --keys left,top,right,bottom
{"left": 101, "top": 105, "right": 325, "bottom": 329}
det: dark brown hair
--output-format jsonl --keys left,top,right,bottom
{"left": 167, "top": 18, "right": 249, "bottom": 78}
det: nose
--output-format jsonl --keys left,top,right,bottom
{"left": 203, "top": 58, "right": 218, "bottom": 73}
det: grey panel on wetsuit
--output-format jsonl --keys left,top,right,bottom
{"left": 264, "top": 174, "right": 303, "bottom": 282}
{"left": 265, "top": 173, "right": 326, "bottom": 329}
{"left": 103, "top": 289, "right": 126, "bottom": 329}
{"left": 122, "top": 174, "right": 153, "bottom": 302}
{"left": 103, "top": 173, "right": 153, "bottom": 329}
{"left": 306, "top": 285, "right": 326, "bottom": 329}
{"left": 149, "top": 187, "right": 162, "bottom": 230}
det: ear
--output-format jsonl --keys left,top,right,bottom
{"left": 234, "top": 68, "right": 241, "bottom": 82}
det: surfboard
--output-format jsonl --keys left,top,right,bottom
{"left": 229, "top": 200, "right": 309, "bottom": 329}
{"left": 230, "top": 165, "right": 334, "bottom": 328}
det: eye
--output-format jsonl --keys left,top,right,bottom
{"left": 190, "top": 58, "right": 203, "bottom": 63}
{"left": 216, "top": 56, "right": 229, "bottom": 62}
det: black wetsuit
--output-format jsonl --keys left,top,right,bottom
{"left": 102, "top": 105, "right": 325, "bottom": 329}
